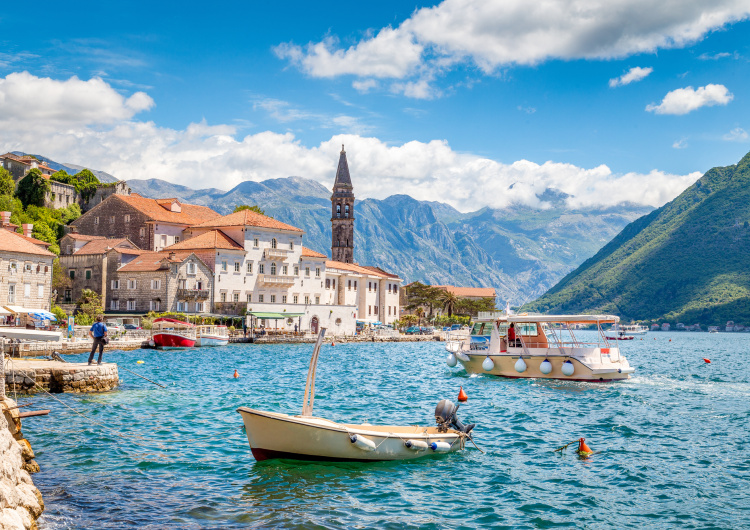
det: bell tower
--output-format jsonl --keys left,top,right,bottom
{"left": 331, "top": 145, "right": 355, "bottom": 263}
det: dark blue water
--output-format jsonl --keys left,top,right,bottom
{"left": 21, "top": 332, "right": 750, "bottom": 529}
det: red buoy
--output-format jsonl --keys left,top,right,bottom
{"left": 457, "top": 386, "right": 468, "bottom": 402}
{"left": 233, "top": 369, "right": 239, "bottom": 378}
{"left": 703, "top": 358, "right": 711, "bottom": 364}
{"left": 577, "top": 437, "right": 593, "bottom": 456}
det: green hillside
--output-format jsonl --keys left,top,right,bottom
{"left": 523, "top": 150, "right": 750, "bottom": 326}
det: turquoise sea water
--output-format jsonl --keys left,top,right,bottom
{"left": 17, "top": 332, "right": 750, "bottom": 529}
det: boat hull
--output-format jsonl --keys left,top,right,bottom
{"left": 458, "top": 352, "right": 633, "bottom": 382}
{"left": 0, "top": 328, "right": 62, "bottom": 342}
{"left": 153, "top": 333, "right": 195, "bottom": 349}
{"left": 195, "top": 335, "right": 229, "bottom": 347}
{"left": 237, "top": 407, "right": 465, "bottom": 462}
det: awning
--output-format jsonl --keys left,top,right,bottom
{"left": 3, "top": 306, "right": 42, "bottom": 314}
{"left": 0, "top": 307, "right": 10, "bottom": 316}
{"left": 247, "top": 311, "right": 305, "bottom": 319}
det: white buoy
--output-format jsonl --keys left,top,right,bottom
{"left": 514, "top": 357, "right": 527, "bottom": 373}
{"left": 562, "top": 360, "right": 575, "bottom": 376}
{"left": 482, "top": 356, "right": 495, "bottom": 371}
{"left": 540, "top": 359, "right": 553, "bottom": 374}
{"left": 457, "top": 352, "right": 470, "bottom": 363}
{"left": 446, "top": 353, "right": 457, "bottom": 367}
{"left": 349, "top": 434, "right": 376, "bottom": 451}
{"left": 430, "top": 441, "right": 452, "bottom": 452}
{"left": 405, "top": 439, "right": 429, "bottom": 451}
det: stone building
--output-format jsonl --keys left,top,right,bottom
{"left": 0, "top": 223, "right": 55, "bottom": 311}
{"left": 331, "top": 145, "right": 355, "bottom": 264}
{"left": 0, "top": 153, "right": 55, "bottom": 180}
{"left": 113, "top": 251, "right": 213, "bottom": 315}
{"left": 69, "top": 194, "right": 220, "bottom": 252}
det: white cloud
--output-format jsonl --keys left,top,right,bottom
{"left": 673, "top": 138, "right": 688, "bottom": 149}
{"left": 0, "top": 72, "right": 699, "bottom": 213}
{"left": 517, "top": 105, "right": 536, "bottom": 114}
{"left": 276, "top": 0, "right": 750, "bottom": 97}
{"left": 698, "top": 51, "right": 737, "bottom": 60}
{"left": 609, "top": 66, "right": 653, "bottom": 87}
{"left": 251, "top": 96, "right": 373, "bottom": 133}
{"left": 352, "top": 79, "right": 378, "bottom": 93}
{"left": 723, "top": 127, "right": 749, "bottom": 141}
{"left": 646, "top": 84, "right": 733, "bottom": 115}
{"left": 0, "top": 72, "right": 153, "bottom": 130}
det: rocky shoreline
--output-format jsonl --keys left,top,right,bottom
{"left": 4, "top": 360, "right": 119, "bottom": 394}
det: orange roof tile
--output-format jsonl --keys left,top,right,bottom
{"left": 75, "top": 238, "right": 140, "bottom": 255}
{"left": 164, "top": 230, "right": 243, "bottom": 251}
{"left": 18, "top": 234, "right": 52, "bottom": 247}
{"left": 0, "top": 229, "right": 55, "bottom": 257}
{"left": 360, "top": 265, "right": 400, "bottom": 279}
{"left": 117, "top": 250, "right": 204, "bottom": 272}
{"left": 325, "top": 260, "right": 401, "bottom": 279}
{"left": 113, "top": 195, "right": 221, "bottom": 225}
{"left": 434, "top": 285, "right": 496, "bottom": 298}
{"left": 301, "top": 246, "right": 327, "bottom": 258}
{"left": 190, "top": 209, "right": 303, "bottom": 233}
{"left": 62, "top": 234, "right": 107, "bottom": 242}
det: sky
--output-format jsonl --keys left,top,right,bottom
{"left": 1, "top": 0, "right": 749, "bottom": 212}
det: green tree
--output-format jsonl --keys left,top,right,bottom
{"left": 51, "top": 258, "right": 72, "bottom": 300}
{"left": 51, "top": 305, "right": 68, "bottom": 324}
{"left": 0, "top": 167, "right": 14, "bottom": 196}
{"left": 234, "top": 204, "right": 267, "bottom": 216}
{"left": 404, "top": 282, "right": 443, "bottom": 318}
{"left": 438, "top": 290, "right": 460, "bottom": 316}
{"left": 76, "top": 289, "right": 103, "bottom": 325}
{"left": 16, "top": 168, "right": 50, "bottom": 208}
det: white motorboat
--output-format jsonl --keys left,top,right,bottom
{"left": 0, "top": 328, "right": 62, "bottom": 342}
{"left": 446, "top": 312, "right": 635, "bottom": 382}
{"left": 238, "top": 329, "right": 474, "bottom": 462}
{"left": 195, "top": 325, "right": 229, "bottom": 347}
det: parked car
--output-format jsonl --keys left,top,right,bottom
{"left": 404, "top": 326, "right": 420, "bottom": 335}
{"left": 123, "top": 324, "right": 142, "bottom": 330}
{"left": 450, "top": 324, "right": 462, "bottom": 331}
{"left": 420, "top": 326, "right": 435, "bottom": 335}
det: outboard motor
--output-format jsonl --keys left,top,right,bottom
{"left": 435, "top": 399, "right": 475, "bottom": 434}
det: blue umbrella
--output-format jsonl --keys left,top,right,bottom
{"left": 29, "top": 310, "right": 57, "bottom": 322}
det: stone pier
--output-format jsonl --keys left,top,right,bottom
{"left": 4, "top": 359, "right": 119, "bottom": 394}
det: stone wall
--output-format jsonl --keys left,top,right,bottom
{"left": 0, "top": 397, "right": 44, "bottom": 530}
{"left": 5, "top": 362, "right": 119, "bottom": 394}
{"left": 71, "top": 196, "right": 153, "bottom": 251}
{"left": 0, "top": 252, "right": 54, "bottom": 312}
{"left": 81, "top": 181, "right": 131, "bottom": 212}
{"left": 45, "top": 181, "right": 79, "bottom": 210}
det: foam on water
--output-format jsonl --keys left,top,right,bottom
{"left": 19, "top": 332, "right": 750, "bottom": 528}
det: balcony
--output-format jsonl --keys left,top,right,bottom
{"left": 177, "top": 288, "right": 210, "bottom": 300}
{"left": 264, "top": 248, "right": 290, "bottom": 260}
{"left": 257, "top": 274, "right": 296, "bottom": 286}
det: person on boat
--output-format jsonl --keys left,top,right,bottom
{"left": 508, "top": 322, "right": 520, "bottom": 347}
{"left": 88, "top": 315, "right": 108, "bottom": 365}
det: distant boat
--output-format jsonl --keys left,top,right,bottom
{"left": 195, "top": 325, "right": 229, "bottom": 347}
{"left": 151, "top": 318, "right": 196, "bottom": 349}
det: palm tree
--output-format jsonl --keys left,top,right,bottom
{"left": 439, "top": 291, "right": 460, "bottom": 317}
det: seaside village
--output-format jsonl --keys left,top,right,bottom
{"left": 0, "top": 148, "right": 498, "bottom": 343}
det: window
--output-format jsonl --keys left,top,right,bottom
{"left": 111, "top": 280, "right": 119, "bottom": 289}
{"left": 187, "top": 262, "right": 196, "bottom": 274}
{"left": 304, "top": 295, "right": 310, "bottom": 304}
{"left": 110, "top": 300, "right": 119, "bottom": 310}
{"left": 282, "top": 295, "right": 287, "bottom": 303}
{"left": 270, "top": 263, "right": 277, "bottom": 275}
{"left": 174, "top": 236, "right": 180, "bottom": 244}
{"left": 178, "top": 279, "right": 186, "bottom": 289}
{"left": 195, "top": 302, "right": 203, "bottom": 312}
{"left": 37, "top": 284, "right": 44, "bottom": 298}
{"left": 85, "top": 269, "right": 92, "bottom": 280}
{"left": 388, "top": 306, "right": 391, "bottom": 315}
{"left": 176, "top": 301, "right": 184, "bottom": 312}
{"left": 258, "top": 294, "right": 264, "bottom": 303}
{"left": 345, "top": 204, "right": 350, "bottom": 218}
{"left": 354, "top": 281, "right": 357, "bottom": 289}
{"left": 151, "top": 279, "right": 161, "bottom": 290}
{"left": 332, "top": 279, "right": 335, "bottom": 289}
{"left": 315, "top": 296, "right": 320, "bottom": 304}
{"left": 124, "top": 215, "right": 130, "bottom": 223}
{"left": 247, "top": 294, "right": 252, "bottom": 303}
{"left": 233, "top": 293, "right": 239, "bottom": 302}
{"left": 128, "top": 279, "right": 137, "bottom": 289}
{"left": 150, "top": 300, "right": 161, "bottom": 311}
{"left": 7, "top": 284, "right": 14, "bottom": 304}
{"left": 94, "top": 217, "right": 99, "bottom": 224}
{"left": 23, "top": 283, "right": 30, "bottom": 298}
{"left": 388, "top": 284, "right": 392, "bottom": 293}
{"left": 127, "top": 300, "right": 136, "bottom": 311}
{"left": 305, "top": 267, "right": 310, "bottom": 277}
{"left": 315, "top": 267, "right": 320, "bottom": 278}
{"left": 393, "top": 285, "right": 398, "bottom": 294}
{"left": 234, "top": 262, "right": 240, "bottom": 272}
{"left": 25, "top": 263, "right": 32, "bottom": 272}
{"left": 326, "top": 279, "right": 331, "bottom": 289}
{"left": 221, "top": 261, "right": 227, "bottom": 272}
{"left": 294, "top": 266, "right": 299, "bottom": 276}
{"left": 69, "top": 270, "right": 75, "bottom": 279}
{"left": 160, "top": 235, "right": 167, "bottom": 247}
{"left": 289, "top": 241, "right": 294, "bottom": 250}
{"left": 270, "top": 295, "right": 276, "bottom": 303}
{"left": 258, "top": 264, "right": 265, "bottom": 274}
{"left": 348, "top": 280, "right": 351, "bottom": 290}
{"left": 253, "top": 238, "right": 259, "bottom": 247}
{"left": 282, "top": 265, "right": 288, "bottom": 275}
{"left": 368, "top": 282, "right": 372, "bottom": 291}
{"left": 109, "top": 216, "right": 115, "bottom": 223}
{"left": 271, "top": 238, "right": 277, "bottom": 249}
{"left": 374, "top": 283, "right": 377, "bottom": 291}
{"left": 375, "top": 306, "right": 379, "bottom": 315}
{"left": 246, "top": 262, "right": 253, "bottom": 273}
{"left": 336, "top": 204, "right": 341, "bottom": 218}
{"left": 140, "top": 227, "right": 145, "bottom": 237}
{"left": 196, "top": 280, "right": 203, "bottom": 290}
{"left": 368, "top": 305, "right": 372, "bottom": 315}
{"left": 66, "top": 245, "right": 72, "bottom": 254}
{"left": 220, "top": 292, "right": 226, "bottom": 302}
{"left": 293, "top": 295, "right": 298, "bottom": 304}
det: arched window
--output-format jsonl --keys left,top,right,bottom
{"left": 289, "top": 241, "right": 294, "bottom": 250}
{"left": 270, "top": 262, "right": 277, "bottom": 275}
{"left": 345, "top": 204, "right": 350, "bottom": 218}
{"left": 271, "top": 238, "right": 277, "bottom": 249}
{"left": 346, "top": 238, "right": 349, "bottom": 247}
{"left": 336, "top": 204, "right": 341, "bottom": 218}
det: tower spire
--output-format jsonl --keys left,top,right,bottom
{"left": 331, "top": 147, "right": 355, "bottom": 263}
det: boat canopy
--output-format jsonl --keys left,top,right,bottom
{"left": 500, "top": 314, "right": 620, "bottom": 324}
{"left": 153, "top": 317, "right": 194, "bottom": 326}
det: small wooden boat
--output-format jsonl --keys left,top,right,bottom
{"left": 237, "top": 329, "right": 474, "bottom": 462}
{"left": 195, "top": 325, "right": 229, "bottom": 347}
{"left": 151, "top": 318, "right": 196, "bottom": 349}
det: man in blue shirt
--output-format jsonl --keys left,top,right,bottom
{"left": 88, "top": 315, "right": 108, "bottom": 365}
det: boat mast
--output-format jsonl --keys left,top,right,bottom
{"left": 302, "top": 328, "right": 327, "bottom": 417}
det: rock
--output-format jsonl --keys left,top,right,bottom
{"left": 21, "top": 461, "right": 39, "bottom": 475}
{"left": 16, "top": 440, "right": 33, "bottom": 461}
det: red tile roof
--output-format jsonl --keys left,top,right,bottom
{"left": 190, "top": 209, "right": 303, "bottom": 232}
{"left": 114, "top": 194, "right": 221, "bottom": 225}
{"left": 117, "top": 250, "right": 204, "bottom": 272}
{"left": 301, "top": 246, "right": 327, "bottom": 258}
{"left": 164, "top": 230, "right": 243, "bottom": 251}
{"left": 360, "top": 265, "right": 400, "bottom": 279}
{"left": 325, "top": 260, "right": 400, "bottom": 279}
{"left": 62, "top": 234, "right": 107, "bottom": 242}
{"left": 75, "top": 238, "right": 140, "bottom": 256}
{"left": 18, "top": 234, "right": 52, "bottom": 247}
{"left": 434, "top": 285, "right": 496, "bottom": 298}
{"left": 0, "top": 229, "right": 55, "bottom": 257}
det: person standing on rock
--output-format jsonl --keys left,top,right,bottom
{"left": 88, "top": 315, "right": 108, "bottom": 365}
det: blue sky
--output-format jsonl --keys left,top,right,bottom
{"left": 1, "top": 1, "right": 749, "bottom": 212}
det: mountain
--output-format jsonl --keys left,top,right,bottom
{"left": 9, "top": 152, "right": 120, "bottom": 183}
{"left": 523, "top": 150, "right": 750, "bottom": 325}
{"left": 128, "top": 177, "right": 651, "bottom": 304}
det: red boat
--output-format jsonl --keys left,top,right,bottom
{"left": 152, "top": 318, "right": 196, "bottom": 349}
